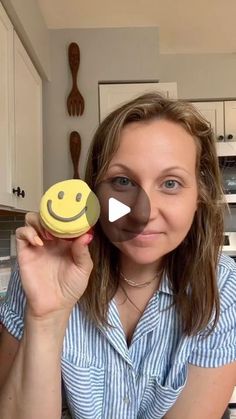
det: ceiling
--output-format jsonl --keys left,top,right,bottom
{"left": 37, "top": 0, "right": 236, "bottom": 54}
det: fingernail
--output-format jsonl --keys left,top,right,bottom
{"left": 82, "top": 234, "right": 94, "bottom": 246}
{"left": 34, "top": 236, "right": 44, "bottom": 246}
{"left": 44, "top": 230, "right": 54, "bottom": 240}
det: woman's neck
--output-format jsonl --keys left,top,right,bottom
{"left": 119, "top": 254, "right": 163, "bottom": 285}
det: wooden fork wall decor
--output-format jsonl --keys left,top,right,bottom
{"left": 69, "top": 131, "right": 81, "bottom": 179}
{"left": 67, "top": 42, "right": 85, "bottom": 116}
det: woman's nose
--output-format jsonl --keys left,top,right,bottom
{"left": 128, "top": 186, "right": 161, "bottom": 225}
{"left": 127, "top": 188, "right": 151, "bottom": 225}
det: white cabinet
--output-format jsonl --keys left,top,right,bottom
{"left": 191, "top": 101, "right": 236, "bottom": 157}
{"left": 0, "top": 3, "right": 43, "bottom": 212}
{"left": 99, "top": 82, "right": 177, "bottom": 122}
{"left": 0, "top": 3, "right": 14, "bottom": 207}
{"left": 224, "top": 101, "right": 236, "bottom": 151}
{"left": 13, "top": 33, "right": 43, "bottom": 211}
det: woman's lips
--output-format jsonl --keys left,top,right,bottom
{"left": 134, "top": 232, "right": 160, "bottom": 240}
{"left": 138, "top": 230, "right": 160, "bottom": 235}
{"left": 124, "top": 229, "right": 161, "bottom": 235}
{"left": 123, "top": 229, "right": 163, "bottom": 240}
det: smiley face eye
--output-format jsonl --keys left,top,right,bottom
{"left": 76, "top": 192, "right": 82, "bottom": 202}
{"left": 58, "top": 191, "right": 64, "bottom": 199}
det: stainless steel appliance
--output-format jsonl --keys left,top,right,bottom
{"left": 223, "top": 232, "right": 236, "bottom": 262}
{"left": 219, "top": 156, "right": 236, "bottom": 201}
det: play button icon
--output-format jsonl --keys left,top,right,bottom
{"left": 108, "top": 197, "right": 131, "bottom": 222}
{"left": 95, "top": 179, "right": 151, "bottom": 243}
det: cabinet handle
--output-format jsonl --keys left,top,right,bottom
{"left": 12, "top": 186, "right": 25, "bottom": 198}
{"left": 218, "top": 135, "right": 224, "bottom": 141}
{"left": 227, "top": 134, "right": 233, "bottom": 140}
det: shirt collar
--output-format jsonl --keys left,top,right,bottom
{"left": 158, "top": 273, "right": 174, "bottom": 295}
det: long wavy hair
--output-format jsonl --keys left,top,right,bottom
{"left": 81, "top": 92, "right": 225, "bottom": 335}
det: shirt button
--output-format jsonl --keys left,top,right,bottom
{"left": 123, "top": 396, "right": 130, "bottom": 404}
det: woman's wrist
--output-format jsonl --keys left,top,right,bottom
{"left": 25, "top": 307, "right": 71, "bottom": 341}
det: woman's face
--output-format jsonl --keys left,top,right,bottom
{"left": 96, "top": 119, "right": 198, "bottom": 265}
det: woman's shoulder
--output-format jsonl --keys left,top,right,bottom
{"left": 218, "top": 253, "right": 236, "bottom": 271}
{"left": 0, "top": 264, "right": 26, "bottom": 340}
{"left": 217, "top": 253, "right": 236, "bottom": 308}
{"left": 217, "top": 253, "right": 236, "bottom": 283}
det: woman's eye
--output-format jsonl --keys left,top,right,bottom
{"left": 163, "top": 179, "right": 182, "bottom": 191}
{"left": 111, "top": 176, "right": 136, "bottom": 188}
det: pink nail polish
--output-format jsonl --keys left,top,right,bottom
{"left": 83, "top": 234, "right": 94, "bottom": 245}
{"left": 44, "top": 230, "right": 54, "bottom": 240}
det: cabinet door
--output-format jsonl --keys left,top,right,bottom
{"left": 191, "top": 101, "right": 236, "bottom": 157}
{"left": 190, "top": 101, "right": 227, "bottom": 155}
{"left": 224, "top": 101, "right": 236, "bottom": 156}
{"left": 99, "top": 82, "right": 177, "bottom": 122}
{"left": 13, "top": 33, "right": 43, "bottom": 212}
{"left": 190, "top": 101, "right": 224, "bottom": 140}
{"left": 0, "top": 4, "right": 14, "bottom": 207}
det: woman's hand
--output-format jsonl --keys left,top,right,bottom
{"left": 15, "top": 212, "right": 94, "bottom": 319}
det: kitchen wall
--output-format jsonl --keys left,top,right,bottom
{"left": 160, "top": 53, "right": 236, "bottom": 99}
{"left": 43, "top": 27, "right": 160, "bottom": 189}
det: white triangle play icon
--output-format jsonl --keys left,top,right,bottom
{"left": 108, "top": 197, "right": 131, "bottom": 222}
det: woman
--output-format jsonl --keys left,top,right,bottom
{"left": 0, "top": 93, "right": 235, "bottom": 419}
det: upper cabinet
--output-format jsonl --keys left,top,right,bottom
{"left": 190, "top": 101, "right": 236, "bottom": 157}
{"left": 99, "top": 82, "right": 177, "bottom": 122}
{"left": 13, "top": 33, "right": 43, "bottom": 211}
{"left": 0, "top": 3, "right": 14, "bottom": 207}
{"left": 0, "top": 3, "right": 43, "bottom": 212}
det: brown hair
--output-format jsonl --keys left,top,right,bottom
{"left": 81, "top": 92, "right": 225, "bottom": 335}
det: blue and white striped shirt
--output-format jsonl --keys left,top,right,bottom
{"left": 1, "top": 254, "right": 236, "bottom": 419}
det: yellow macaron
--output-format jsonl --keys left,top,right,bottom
{"left": 39, "top": 179, "right": 100, "bottom": 238}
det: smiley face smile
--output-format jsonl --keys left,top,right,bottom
{"left": 47, "top": 199, "right": 87, "bottom": 222}
{"left": 39, "top": 179, "right": 100, "bottom": 237}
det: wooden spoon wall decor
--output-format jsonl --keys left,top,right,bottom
{"left": 67, "top": 42, "right": 85, "bottom": 116}
{"left": 69, "top": 131, "right": 81, "bottom": 179}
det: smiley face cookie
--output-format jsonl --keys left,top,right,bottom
{"left": 39, "top": 179, "right": 100, "bottom": 238}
